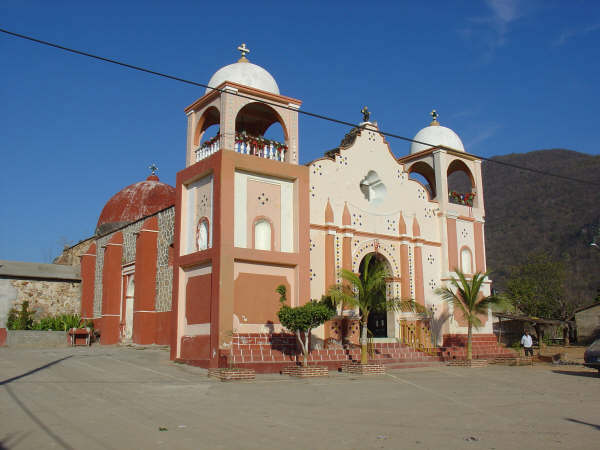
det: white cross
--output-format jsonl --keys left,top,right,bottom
{"left": 237, "top": 43, "right": 250, "bottom": 59}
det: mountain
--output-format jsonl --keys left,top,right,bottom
{"left": 482, "top": 149, "right": 600, "bottom": 309}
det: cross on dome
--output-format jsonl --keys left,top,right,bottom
{"left": 430, "top": 109, "right": 439, "bottom": 126}
{"left": 237, "top": 43, "right": 250, "bottom": 62}
{"left": 361, "top": 106, "right": 370, "bottom": 122}
{"left": 148, "top": 163, "right": 158, "bottom": 175}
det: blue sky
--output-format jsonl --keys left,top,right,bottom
{"left": 1, "top": 0, "right": 599, "bottom": 262}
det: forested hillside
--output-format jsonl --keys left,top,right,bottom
{"left": 482, "top": 149, "right": 600, "bottom": 309}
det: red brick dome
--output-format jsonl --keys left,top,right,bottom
{"left": 96, "top": 175, "right": 176, "bottom": 235}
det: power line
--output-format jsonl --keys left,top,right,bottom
{"left": 1, "top": 27, "right": 599, "bottom": 187}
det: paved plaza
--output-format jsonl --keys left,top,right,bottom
{"left": 1, "top": 346, "right": 598, "bottom": 449}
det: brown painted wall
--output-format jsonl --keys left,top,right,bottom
{"left": 101, "top": 233, "right": 123, "bottom": 345}
{"left": 234, "top": 273, "right": 289, "bottom": 324}
{"left": 186, "top": 274, "right": 212, "bottom": 324}
{"left": 133, "top": 217, "right": 159, "bottom": 344}
{"left": 155, "top": 311, "right": 171, "bottom": 345}
{"left": 447, "top": 218, "right": 459, "bottom": 272}
{"left": 180, "top": 335, "right": 210, "bottom": 361}
{"left": 135, "top": 217, "right": 158, "bottom": 312}
{"left": 133, "top": 312, "right": 156, "bottom": 344}
{"left": 80, "top": 243, "right": 96, "bottom": 319}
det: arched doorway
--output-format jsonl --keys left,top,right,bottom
{"left": 359, "top": 252, "right": 393, "bottom": 338}
{"left": 123, "top": 275, "right": 135, "bottom": 340}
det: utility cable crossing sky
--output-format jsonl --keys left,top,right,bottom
{"left": 1, "top": 27, "right": 598, "bottom": 187}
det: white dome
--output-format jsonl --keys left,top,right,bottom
{"left": 410, "top": 124, "right": 465, "bottom": 154}
{"left": 205, "top": 61, "right": 279, "bottom": 95}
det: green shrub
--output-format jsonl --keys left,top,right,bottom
{"left": 59, "top": 314, "right": 82, "bottom": 331}
{"left": 7, "top": 301, "right": 36, "bottom": 330}
{"left": 31, "top": 313, "right": 83, "bottom": 331}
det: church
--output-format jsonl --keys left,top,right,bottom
{"left": 77, "top": 44, "right": 507, "bottom": 371}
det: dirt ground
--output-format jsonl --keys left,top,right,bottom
{"left": 538, "top": 345, "right": 587, "bottom": 361}
{"left": 1, "top": 346, "right": 598, "bottom": 450}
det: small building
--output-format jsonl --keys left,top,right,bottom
{"left": 0, "top": 260, "right": 81, "bottom": 345}
{"left": 574, "top": 303, "right": 600, "bottom": 344}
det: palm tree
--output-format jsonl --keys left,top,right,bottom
{"left": 435, "top": 270, "right": 503, "bottom": 362}
{"left": 328, "top": 253, "right": 424, "bottom": 364}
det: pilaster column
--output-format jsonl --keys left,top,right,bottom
{"left": 101, "top": 233, "right": 124, "bottom": 345}
{"left": 446, "top": 214, "right": 459, "bottom": 273}
{"left": 80, "top": 243, "right": 97, "bottom": 320}
{"left": 414, "top": 243, "right": 425, "bottom": 306}
{"left": 400, "top": 238, "right": 410, "bottom": 299}
{"left": 134, "top": 216, "right": 159, "bottom": 344}
{"left": 473, "top": 220, "right": 486, "bottom": 272}
{"left": 220, "top": 86, "right": 238, "bottom": 151}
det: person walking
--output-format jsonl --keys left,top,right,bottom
{"left": 521, "top": 330, "right": 534, "bottom": 357}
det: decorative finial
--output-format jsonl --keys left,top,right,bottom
{"left": 430, "top": 109, "right": 439, "bottom": 125}
{"left": 237, "top": 43, "right": 250, "bottom": 62}
{"left": 361, "top": 106, "right": 370, "bottom": 123}
{"left": 149, "top": 163, "right": 158, "bottom": 175}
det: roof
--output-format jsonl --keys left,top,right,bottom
{"left": 0, "top": 260, "right": 80, "bottom": 281}
{"left": 206, "top": 60, "right": 279, "bottom": 95}
{"left": 573, "top": 303, "right": 600, "bottom": 315}
{"left": 493, "top": 312, "right": 567, "bottom": 325}
{"left": 96, "top": 174, "right": 175, "bottom": 235}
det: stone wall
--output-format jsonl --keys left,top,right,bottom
{"left": 5, "top": 330, "right": 69, "bottom": 348}
{"left": 54, "top": 237, "right": 95, "bottom": 268}
{"left": 156, "top": 207, "right": 175, "bottom": 312}
{"left": 92, "top": 207, "right": 175, "bottom": 318}
{"left": 1, "top": 278, "right": 80, "bottom": 318}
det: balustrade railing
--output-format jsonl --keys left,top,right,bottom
{"left": 195, "top": 133, "right": 287, "bottom": 162}
{"left": 449, "top": 190, "right": 475, "bottom": 207}
{"left": 234, "top": 133, "right": 286, "bottom": 162}
{"left": 195, "top": 134, "right": 220, "bottom": 161}
{"left": 399, "top": 319, "right": 437, "bottom": 355}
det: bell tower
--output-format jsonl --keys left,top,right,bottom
{"left": 171, "top": 45, "right": 310, "bottom": 368}
{"left": 399, "top": 111, "right": 486, "bottom": 276}
{"left": 183, "top": 44, "right": 301, "bottom": 167}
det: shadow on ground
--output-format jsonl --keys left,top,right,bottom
{"left": 551, "top": 369, "right": 599, "bottom": 378}
{"left": 565, "top": 418, "right": 600, "bottom": 431}
{"left": 0, "top": 356, "right": 72, "bottom": 386}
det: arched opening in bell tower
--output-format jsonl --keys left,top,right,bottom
{"left": 408, "top": 161, "right": 437, "bottom": 199}
{"left": 447, "top": 159, "right": 475, "bottom": 206}
{"left": 234, "top": 102, "right": 289, "bottom": 162}
{"left": 193, "top": 106, "right": 221, "bottom": 161}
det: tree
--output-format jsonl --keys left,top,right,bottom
{"left": 276, "top": 285, "right": 335, "bottom": 367}
{"left": 436, "top": 270, "right": 504, "bottom": 362}
{"left": 505, "top": 253, "right": 572, "bottom": 320}
{"left": 328, "top": 253, "right": 424, "bottom": 365}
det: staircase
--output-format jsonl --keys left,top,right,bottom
{"left": 228, "top": 333, "right": 442, "bottom": 373}
{"left": 440, "top": 334, "right": 517, "bottom": 361}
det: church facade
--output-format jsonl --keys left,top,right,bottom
{"left": 78, "top": 45, "right": 499, "bottom": 369}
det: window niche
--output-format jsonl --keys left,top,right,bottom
{"left": 359, "top": 170, "right": 387, "bottom": 206}
{"left": 196, "top": 218, "right": 209, "bottom": 251}
{"left": 460, "top": 247, "right": 473, "bottom": 274}
{"left": 254, "top": 219, "right": 272, "bottom": 251}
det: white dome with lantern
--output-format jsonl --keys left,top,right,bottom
{"left": 205, "top": 43, "right": 280, "bottom": 95}
{"left": 409, "top": 110, "right": 465, "bottom": 154}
